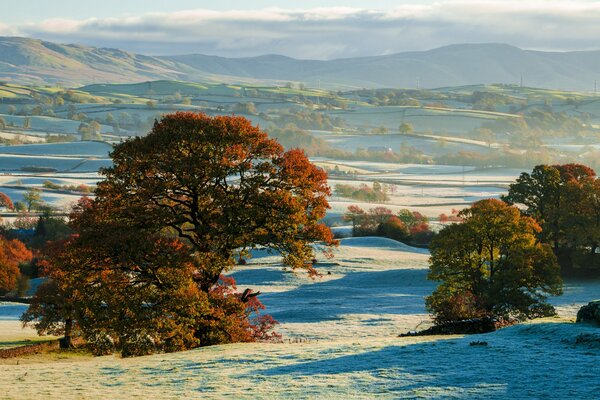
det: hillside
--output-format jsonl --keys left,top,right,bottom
{"left": 0, "top": 37, "right": 187, "bottom": 85}
{"left": 1, "top": 37, "right": 600, "bottom": 90}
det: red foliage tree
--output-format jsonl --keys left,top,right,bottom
{"left": 0, "top": 236, "right": 32, "bottom": 294}
{"left": 0, "top": 192, "right": 14, "bottom": 210}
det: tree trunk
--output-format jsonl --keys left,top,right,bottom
{"left": 60, "top": 318, "right": 74, "bottom": 349}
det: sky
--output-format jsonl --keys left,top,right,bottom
{"left": 1, "top": 1, "right": 599, "bottom": 59}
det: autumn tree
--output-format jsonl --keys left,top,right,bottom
{"left": 559, "top": 173, "right": 600, "bottom": 271}
{"left": 0, "top": 192, "right": 14, "bottom": 210}
{"left": 0, "top": 236, "right": 33, "bottom": 295}
{"left": 98, "top": 112, "right": 335, "bottom": 287}
{"left": 427, "top": 199, "right": 562, "bottom": 323}
{"left": 503, "top": 163, "right": 598, "bottom": 274}
{"left": 25, "top": 113, "right": 334, "bottom": 355}
{"left": 344, "top": 205, "right": 366, "bottom": 236}
{"left": 21, "top": 239, "right": 80, "bottom": 348}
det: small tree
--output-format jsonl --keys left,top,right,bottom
{"left": 23, "top": 188, "right": 43, "bottom": 212}
{"left": 399, "top": 122, "right": 414, "bottom": 135}
{"left": 0, "top": 236, "right": 33, "bottom": 295}
{"left": 427, "top": 199, "right": 562, "bottom": 323}
{"left": 0, "top": 192, "right": 14, "bottom": 210}
{"left": 233, "top": 102, "right": 257, "bottom": 115}
{"left": 344, "top": 205, "right": 366, "bottom": 236}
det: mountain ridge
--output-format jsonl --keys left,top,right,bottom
{"left": 0, "top": 37, "right": 598, "bottom": 90}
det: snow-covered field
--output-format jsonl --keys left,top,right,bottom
{"left": 1, "top": 237, "right": 598, "bottom": 399}
{"left": 0, "top": 142, "right": 111, "bottom": 208}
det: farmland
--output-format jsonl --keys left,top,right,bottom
{"left": 1, "top": 79, "right": 599, "bottom": 399}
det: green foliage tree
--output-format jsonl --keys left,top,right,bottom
{"left": 372, "top": 125, "right": 389, "bottom": 134}
{"left": 399, "top": 122, "right": 414, "bottom": 135}
{"left": 88, "top": 120, "right": 101, "bottom": 135}
{"left": 105, "top": 113, "right": 115, "bottom": 125}
{"left": 233, "top": 102, "right": 257, "bottom": 115}
{"left": 23, "top": 188, "right": 43, "bottom": 212}
{"left": 503, "top": 163, "right": 600, "bottom": 274}
{"left": 427, "top": 199, "right": 562, "bottom": 323}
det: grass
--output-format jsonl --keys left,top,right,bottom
{"left": 0, "top": 238, "right": 598, "bottom": 398}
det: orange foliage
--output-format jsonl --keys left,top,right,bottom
{"left": 0, "top": 236, "right": 32, "bottom": 294}
{"left": 0, "top": 192, "right": 14, "bottom": 210}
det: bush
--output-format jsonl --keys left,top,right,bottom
{"left": 380, "top": 216, "right": 409, "bottom": 241}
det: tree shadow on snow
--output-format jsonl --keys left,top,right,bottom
{"left": 250, "top": 268, "right": 436, "bottom": 323}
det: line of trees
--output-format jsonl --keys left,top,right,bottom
{"left": 335, "top": 182, "right": 389, "bottom": 203}
{"left": 427, "top": 162, "right": 600, "bottom": 325}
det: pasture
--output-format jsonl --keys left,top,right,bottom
{"left": 1, "top": 238, "right": 598, "bottom": 399}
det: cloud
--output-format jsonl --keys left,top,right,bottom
{"left": 7, "top": 1, "right": 600, "bottom": 58}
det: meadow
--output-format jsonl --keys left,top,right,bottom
{"left": 1, "top": 237, "right": 598, "bottom": 399}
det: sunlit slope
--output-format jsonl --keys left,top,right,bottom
{"left": 0, "top": 37, "right": 186, "bottom": 85}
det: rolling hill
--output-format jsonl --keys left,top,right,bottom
{"left": 1, "top": 37, "right": 600, "bottom": 90}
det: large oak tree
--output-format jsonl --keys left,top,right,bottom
{"left": 25, "top": 113, "right": 335, "bottom": 354}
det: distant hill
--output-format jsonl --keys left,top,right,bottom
{"left": 0, "top": 37, "right": 189, "bottom": 85}
{"left": 1, "top": 37, "right": 599, "bottom": 90}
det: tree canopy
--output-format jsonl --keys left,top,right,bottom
{"left": 427, "top": 199, "right": 562, "bottom": 323}
{"left": 503, "top": 163, "right": 600, "bottom": 275}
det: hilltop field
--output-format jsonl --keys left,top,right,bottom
{"left": 1, "top": 237, "right": 599, "bottom": 399}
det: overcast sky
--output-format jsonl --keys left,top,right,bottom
{"left": 1, "top": 1, "right": 599, "bottom": 59}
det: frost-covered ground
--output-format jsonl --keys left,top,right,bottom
{"left": 1, "top": 237, "right": 599, "bottom": 399}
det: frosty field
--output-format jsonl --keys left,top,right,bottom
{"left": 1, "top": 237, "right": 598, "bottom": 399}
